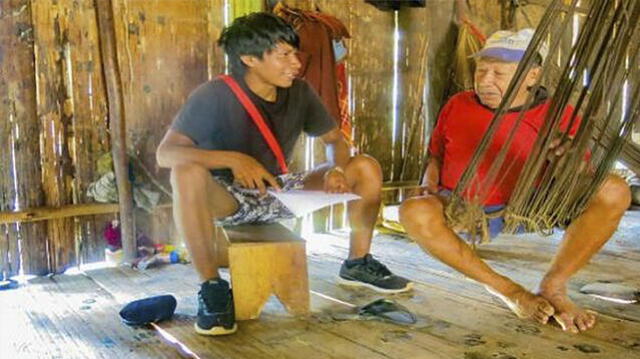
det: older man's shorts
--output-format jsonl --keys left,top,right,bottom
{"left": 438, "top": 189, "right": 513, "bottom": 240}
{"left": 213, "top": 172, "right": 307, "bottom": 226}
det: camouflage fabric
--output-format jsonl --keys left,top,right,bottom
{"left": 214, "top": 172, "right": 306, "bottom": 226}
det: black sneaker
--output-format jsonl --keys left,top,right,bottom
{"left": 338, "top": 254, "right": 413, "bottom": 294}
{"left": 194, "top": 279, "right": 237, "bottom": 336}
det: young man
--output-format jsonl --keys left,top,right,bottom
{"left": 399, "top": 29, "right": 631, "bottom": 334}
{"left": 156, "top": 12, "right": 411, "bottom": 336}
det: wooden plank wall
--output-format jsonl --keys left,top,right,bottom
{"left": 0, "top": 0, "right": 49, "bottom": 278}
{"left": 341, "top": 3, "right": 396, "bottom": 179}
{"left": 32, "top": 0, "right": 80, "bottom": 273}
{"left": 398, "top": 2, "right": 457, "bottom": 182}
{"left": 62, "top": 1, "right": 113, "bottom": 264}
{"left": 112, "top": 0, "right": 225, "bottom": 178}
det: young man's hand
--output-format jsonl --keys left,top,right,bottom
{"left": 229, "top": 153, "right": 281, "bottom": 194}
{"left": 323, "top": 166, "right": 349, "bottom": 193}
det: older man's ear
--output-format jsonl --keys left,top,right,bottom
{"left": 525, "top": 67, "right": 542, "bottom": 87}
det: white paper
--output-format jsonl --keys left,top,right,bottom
{"left": 269, "top": 189, "right": 361, "bottom": 217}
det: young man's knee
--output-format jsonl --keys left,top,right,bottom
{"left": 170, "top": 163, "right": 211, "bottom": 192}
{"left": 348, "top": 154, "right": 382, "bottom": 181}
{"left": 399, "top": 196, "right": 446, "bottom": 233}
{"left": 593, "top": 175, "right": 631, "bottom": 213}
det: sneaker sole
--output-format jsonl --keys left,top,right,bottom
{"left": 194, "top": 322, "right": 238, "bottom": 336}
{"left": 337, "top": 276, "right": 414, "bottom": 294}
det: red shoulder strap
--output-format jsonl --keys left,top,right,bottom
{"left": 218, "top": 75, "right": 289, "bottom": 174}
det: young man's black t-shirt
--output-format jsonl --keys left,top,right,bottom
{"left": 171, "top": 75, "right": 336, "bottom": 180}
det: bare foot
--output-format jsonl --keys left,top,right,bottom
{"left": 485, "top": 284, "right": 555, "bottom": 324}
{"left": 538, "top": 286, "right": 597, "bottom": 334}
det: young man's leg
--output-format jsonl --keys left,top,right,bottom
{"left": 399, "top": 194, "right": 555, "bottom": 324}
{"left": 304, "top": 154, "right": 412, "bottom": 293}
{"left": 538, "top": 174, "right": 631, "bottom": 333}
{"left": 170, "top": 162, "right": 239, "bottom": 335}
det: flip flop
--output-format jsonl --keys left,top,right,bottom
{"left": 580, "top": 282, "right": 639, "bottom": 304}
{"left": 332, "top": 298, "right": 417, "bottom": 326}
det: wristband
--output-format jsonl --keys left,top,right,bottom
{"left": 324, "top": 166, "right": 345, "bottom": 178}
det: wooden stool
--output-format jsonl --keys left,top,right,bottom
{"left": 223, "top": 223, "right": 310, "bottom": 320}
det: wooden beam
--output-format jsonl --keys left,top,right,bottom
{"left": 94, "top": 0, "right": 136, "bottom": 263}
{"left": 0, "top": 203, "right": 120, "bottom": 225}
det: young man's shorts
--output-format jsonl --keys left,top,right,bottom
{"left": 213, "top": 172, "right": 307, "bottom": 226}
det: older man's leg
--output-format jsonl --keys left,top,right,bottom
{"left": 400, "top": 195, "right": 555, "bottom": 324}
{"left": 538, "top": 175, "right": 631, "bottom": 333}
{"left": 170, "top": 163, "right": 238, "bottom": 281}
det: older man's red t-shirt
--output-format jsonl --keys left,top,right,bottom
{"left": 428, "top": 91, "right": 580, "bottom": 205}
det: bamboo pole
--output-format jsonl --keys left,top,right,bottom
{"left": 94, "top": 0, "right": 136, "bottom": 263}
{"left": 0, "top": 201, "right": 177, "bottom": 225}
{"left": 0, "top": 203, "right": 120, "bottom": 225}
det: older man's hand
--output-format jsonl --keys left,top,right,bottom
{"left": 546, "top": 136, "right": 573, "bottom": 161}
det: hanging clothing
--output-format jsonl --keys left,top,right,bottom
{"left": 275, "top": 5, "right": 351, "bottom": 140}
{"left": 365, "top": 0, "right": 426, "bottom": 11}
{"left": 296, "top": 18, "right": 341, "bottom": 124}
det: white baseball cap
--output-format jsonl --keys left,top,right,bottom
{"left": 474, "top": 28, "right": 548, "bottom": 63}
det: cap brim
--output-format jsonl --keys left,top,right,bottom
{"left": 472, "top": 48, "right": 525, "bottom": 62}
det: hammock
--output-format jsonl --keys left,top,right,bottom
{"left": 447, "top": 0, "right": 640, "bottom": 243}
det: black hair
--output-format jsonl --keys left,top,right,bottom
{"left": 217, "top": 12, "right": 299, "bottom": 75}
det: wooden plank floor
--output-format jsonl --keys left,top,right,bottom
{"left": 2, "top": 211, "right": 639, "bottom": 359}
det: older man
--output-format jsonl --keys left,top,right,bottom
{"left": 400, "top": 29, "right": 631, "bottom": 334}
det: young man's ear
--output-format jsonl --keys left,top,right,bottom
{"left": 240, "top": 55, "right": 260, "bottom": 68}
